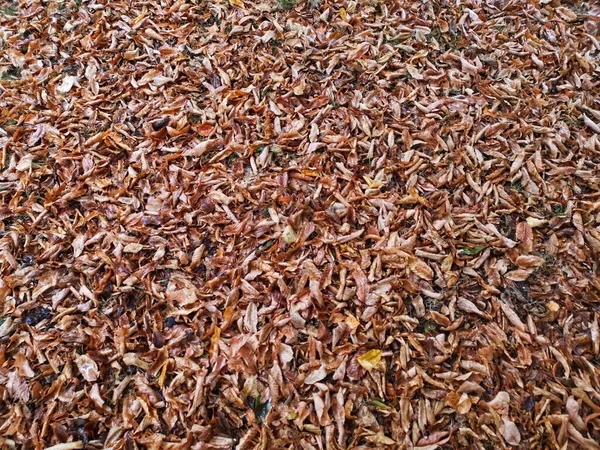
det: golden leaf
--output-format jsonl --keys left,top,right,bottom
{"left": 340, "top": 7, "right": 348, "bottom": 21}
{"left": 357, "top": 349, "right": 382, "bottom": 371}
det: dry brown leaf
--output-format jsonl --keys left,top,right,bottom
{"left": 499, "top": 301, "right": 526, "bottom": 332}
{"left": 304, "top": 365, "right": 327, "bottom": 385}
{"left": 505, "top": 270, "right": 531, "bottom": 281}
{"left": 409, "top": 257, "right": 434, "bottom": 281}
{"left": 516, "top": 221, "right": 534, "bottom": 253}
{"left": 2, "top": 0, "right": 599, "bottom": 446}
{"left": 515, "top": 255, "right": 545, "bottom": 269}
{"left": 123, "top": 243, "right": 144, "bottom": 254}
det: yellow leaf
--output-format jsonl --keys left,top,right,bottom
{"left": 229, "top": 0, "right": 243, "bottom": 7}
{"left": 357, "top": 349, "right": 381, "bottom": 371}
{"left": 340, "top": 7, "right": 348, "bottom": 21}
{"left": 363, "top": 176, "right": 383, "bottom": 189}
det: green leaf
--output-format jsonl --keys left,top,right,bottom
{"left": 372, "top": 399, "right": 390, "bottom": 409}
{"left": 458, "top": 245, "right": 486, "bottom": 256}
{"left": 252, "top": 396, "right": 271, "bottom": 424}
{"left": 422, "top": 321, "right": 436, "bottom": 332}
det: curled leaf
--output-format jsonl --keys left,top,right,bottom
{"left": 75, "top": 354, "right": 99, "bottom": 382}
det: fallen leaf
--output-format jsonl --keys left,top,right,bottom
{"left": 499, "top": 301, "right": 526, "bottom": 331}
{"left": 505, "top": 269, "right": 530, "bottom": 281}
{"left": 339, "top": 7, "right": 348, "bottom": 21}
{"left": 365, "top": 431, "right": 395, "bottom": 446}
{"left": 283, "top": 225, "right": 298, "bottom": 244}
{"left": 305, "top": 365, "right": 327, "bottom": 385}
{"left": 516, "top": 221, "right": 533, "bottom": 253}
{"left": 501, "top": 418, "right": 521, "bottom": 446}
{"left": 75, "top": 354, "right": 99, "bottom": 382}
{"left": 409, "top": 257, "right": 433, "bottom": 280}
{"left": 57, "top": 76, "right": 79, "bottom": 93}
{"left": 515, "top": 255, "right": 545, "bottom": 268}
{"left": 357, "top": 349, "right": 382, "bottom": 371}
{"left": 123, "top": 243, "right": 144, "bottom": 253}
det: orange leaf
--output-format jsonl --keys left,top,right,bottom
{"left": 210, "top": 326, "right": 221, "bottom": 361}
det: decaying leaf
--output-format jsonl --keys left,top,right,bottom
{"left": 516, "top": 221, "right": 534, "bottom": 253}
{"left": 57, "top": 75, "right": 79, "bottom": 93}
{"left": 75, "top": 354, "right": 99, "bottom": 382}
{"left": 487, "top": 391, "right": 511, "bottom": 416}
{"left": 123, "top": 243, "right": 144, "bottom": 254}
{"left": 498, "top": 301, "right": 526, "bottom": 331}
{"left": 365, "top": 431, "right": 395, "bottom": 446}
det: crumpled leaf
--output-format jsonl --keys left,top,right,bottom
{"left": 487, "top": 391, "right": 511, "bottom": 416}
{"left": 6, "top": 371, "right": 30, "bottom": 403}
{"left": 72, "top": 234, "right": 86, "bottom": 258}
{"left": 75, "top": 354, "right": 99, "bottom": 382}
{"left": 57, "top": 75, "right": 79, "bottom": 93}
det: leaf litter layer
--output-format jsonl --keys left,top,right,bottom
{"left": 1, "top": 0, "right": 600, "bottom": 449}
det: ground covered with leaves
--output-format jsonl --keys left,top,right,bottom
{"left": 1, "top": 0, "right": 600, "bottom": 448}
